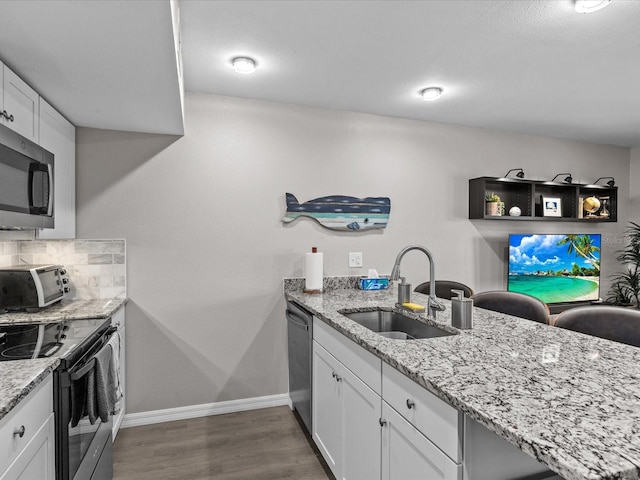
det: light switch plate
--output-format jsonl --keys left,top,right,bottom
{"left": 349, "top": 252, "right": 363, "bottom": 268}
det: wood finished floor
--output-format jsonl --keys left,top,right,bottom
{"left": 113, "top": 406, "right": 334, "bottom": 480}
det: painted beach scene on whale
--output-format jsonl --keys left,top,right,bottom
{"left": 282, "top": 193, "right": 391, "bottom": 231}
{"left": 508, "top": 233, "right": 601, "bottom": 304}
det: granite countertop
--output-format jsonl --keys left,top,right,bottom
{"left": 0, "top": 298, "right": 127, "bottom": 325}
{"left": 285, "top": 280, "right": 640, "bottom": 480}
{"left": 0, "top": 358, "right": 59, "bottom": 421}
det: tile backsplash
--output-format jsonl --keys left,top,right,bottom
{"left": 0, "top": 239, "right": 126, "bottom": 300}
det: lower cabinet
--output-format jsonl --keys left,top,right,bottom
{"left": 381, "top": 402, "right": 460, "bottom": 480}
{"left": 311, "top": 318, "right": 565, "bottom": 480}
{"left": 1, "top": 414, "right": 55, "bottom": 480}
{"left": 0, "top": 375, "right": 55, "bottom": 480}
{"left": 312, "top": 340, "right": 381, "bottom": 480}
{"left": 111, "top": 306, "right": 126, "bottom": 440}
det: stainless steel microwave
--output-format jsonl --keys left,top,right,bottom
{"left": 0, "top": 123, "right": 54, "bottom": 229}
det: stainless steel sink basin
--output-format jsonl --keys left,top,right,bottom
{"left": 341, "top": 310, "right": 454, "bottom": 340}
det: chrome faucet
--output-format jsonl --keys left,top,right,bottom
{"left": 390, "top": 245, "right": 446, "bottom": 318}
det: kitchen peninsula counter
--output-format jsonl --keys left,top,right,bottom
{"left": 284, "top": 278, "right": 640, "bottom": 480}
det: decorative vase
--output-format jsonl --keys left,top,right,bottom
{"left": 486, "top": 201, "right": 500, "bottom": 216}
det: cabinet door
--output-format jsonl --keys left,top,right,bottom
{"left": 342, "top": 365, "right": 381, "bottom": 480}
{"left": 1, "top": 413, "right": 55, "bottom": 480}
{"left": 312, "top": 341, "right": 342, "bottom": 478}
{"left": 2, "top": 65, "right": 39, "bottom": 142}
{"left": 381, "top": 403, "right": 461, "bottom": 480}
{"left": 37, "top": 98, "right": 76, "bottom": 239}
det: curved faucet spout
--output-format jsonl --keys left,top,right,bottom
{"left": 390, "top": 245, "right": 446, "bottom": 318}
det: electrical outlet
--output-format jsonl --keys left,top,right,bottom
{"left": 349, "top": 252, "right": 363, "bottom": 268}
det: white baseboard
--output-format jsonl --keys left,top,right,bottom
{"left": 121, "top": 393, "right": 292, "bottom": 429}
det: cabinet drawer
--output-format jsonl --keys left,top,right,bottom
{"left": 313, "top": 318, "right": 381, "bottom": 394}
{"left": 0, "top": 375, "right": 53, "bottom": 473}
{"left": 383, "top": 363, "right": 462, "bottom": 463}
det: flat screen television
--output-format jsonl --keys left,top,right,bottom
{"left": 508, "top": 233, "right": 601, "bottom": 304}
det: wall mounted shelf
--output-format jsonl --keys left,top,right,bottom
{"left": 469, "top": 177, "right": 617, "bottom": 222}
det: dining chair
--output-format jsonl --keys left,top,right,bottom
{"left": 414, "top": 280, "right": 474, "bottom": 300}
{"left": 471, "top": 290, "right": 550, "bottom": 324}
{"left": 552, "top": 305, "right": 640, "bottom": 347}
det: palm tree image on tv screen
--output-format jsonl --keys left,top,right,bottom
{"left": 508, "top": 234, "right": 601, "bottom": 304}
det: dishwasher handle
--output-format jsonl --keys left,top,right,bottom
{"left": 286, "top": 310, "right": 309, "bottom": 330}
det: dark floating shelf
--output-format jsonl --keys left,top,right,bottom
{"left": 469, "top": 177, "right": 617, "bottom": 222}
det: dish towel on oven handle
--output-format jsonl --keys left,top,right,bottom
{"left": 86, "top": 342, "right": 115, "bottom": 424}
{"left": 108, "top": 331, "right": 123, "bottom": 414}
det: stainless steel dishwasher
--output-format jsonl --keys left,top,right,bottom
{"left": 286, "top": 300, "right": 312, "bottom": 434}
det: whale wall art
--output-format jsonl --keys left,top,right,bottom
{"left": 282, "top": 193, "right": 391, "bottom": 231}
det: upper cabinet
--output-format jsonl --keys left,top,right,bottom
{"left": 1, "top": 63, "right": 39, "bottom": 142}
{"left": 37, "top": 98, "right": 76, "bottom": 239}
{"left": 469, "top": 177, "right": 617, "bottom": 222}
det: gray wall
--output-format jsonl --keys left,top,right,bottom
{"left": 76, "top": 92, "right": 630, "bottom": 414}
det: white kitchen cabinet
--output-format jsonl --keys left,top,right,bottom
{"left": 381, "top": 402, "right": 461, "bottom": 480}
{"left": 0, "top": 376, "right": 54, "bottom": 480}
{"left": 312, "top": 319, "right": 382, "bottom": 480}
{"left": 37, "top": 97, "right": 76, "bottom": 239}
{"left": 1, "top": 63, "right": 39, "bottom": 142}
{"left": 111, "top": 307, "right": 126, "bottom": 440}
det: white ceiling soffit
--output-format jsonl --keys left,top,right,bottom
{"left": 0, "top": 0, "right": 184, "bottom": 135}
{"left": 181, "top": 0, "right": 640, "bottom": 147}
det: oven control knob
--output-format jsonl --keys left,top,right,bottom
{"left": 63, "top": 287, "right": 71, "bottom": 293}
{"left": 62, "top": 278, "right": 69, "bottom": 284}
{"left": 60, "top": 334, "right": 67, "bottom": 340}
{"left": 60, "top": 269, "right": 67, "bottom": 275}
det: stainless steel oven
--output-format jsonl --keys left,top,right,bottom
{"left": 0, "top": 318, "right": 116, "bottom": 480}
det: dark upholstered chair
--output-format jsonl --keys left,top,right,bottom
{"left": 553, "top": 306, "right": 640, "bottom": 347}
{"left": 414, "top": 280, "right": 474, "bottom": 300}
{"left": 471, "top": 290, "right": 550, "bottom": 324}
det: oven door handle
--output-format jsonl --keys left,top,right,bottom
{"left": 70, "top": 358, "right": 95, "bottom": 381}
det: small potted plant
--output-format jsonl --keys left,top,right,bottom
{"left": 485, "top": 192, "right": 501, "bottom": 216}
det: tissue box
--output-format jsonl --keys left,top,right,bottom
{"left": 359, "top": 277, "right": 390, "bottom": 290}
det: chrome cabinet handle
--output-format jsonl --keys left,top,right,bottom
{"left": 2, "top": 111, "right": 14, "bottom": 122}
{"left": 406, "top": 399, "right": 415, "bottom": 409}
{"left": 13, "top": 425, "right": 25, "bottom": 438}
{"left": 379, "top": 418, "right": 387, "bottom": 427}
{"left": 331, "top": 371, "right": 342, "bottom": 382}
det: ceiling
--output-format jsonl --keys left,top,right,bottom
{"left": 1, "top": 1, "right": 639, "bottom": 147}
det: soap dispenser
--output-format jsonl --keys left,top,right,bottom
{"left": 397, "top": 277, "right": 411, "bottom": 305}
{"left": 451, "top": 289, "right": 473, "bottom": 329}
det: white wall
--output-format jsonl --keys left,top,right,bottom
{"left": 76, "top": 93, "right": 630, "bottom": 414}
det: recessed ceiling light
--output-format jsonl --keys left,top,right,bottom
{"left": 574, "top": 0, "right": 611, "bottom": 13}
{"left": 232, "top": 57, "right": 256, "bottom": 74}
{"left": 420, "top": 87, "right": 443, "bottom": 101}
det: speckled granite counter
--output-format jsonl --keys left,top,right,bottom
{"left": 0, "top": 358, "right": 59, "bottom": 421}
{"left": 285, "top": 279, "right": 640, "bottom": 480}
{"left": 0, "top": 298, "right": 127, "bottom": 325}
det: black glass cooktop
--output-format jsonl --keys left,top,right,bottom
{"left": 0, "top": 318, "right": 109, "bottom": 361}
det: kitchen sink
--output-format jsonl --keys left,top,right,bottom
{"left": 341, "top": 309, "right": 455, "bottom": 340}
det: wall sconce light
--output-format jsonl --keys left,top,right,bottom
{"left": 593, "top": 177, "right": 615, "bottom": 187}
{"left": 504, "top": 168, "right": 525, "bottom": 179}
{"left": 551, "top": 173, "right": 573, "bottom": 184}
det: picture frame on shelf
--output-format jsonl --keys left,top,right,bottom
{"left": 542, "top": 196, "right": 562, "bottom": 217}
